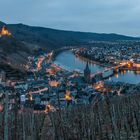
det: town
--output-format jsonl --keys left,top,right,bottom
{"left": 75, "top": 41, "right": 140, "bottom": 67}
{"left": 1, "top": 0, "right": 140, "bottom": 139}
{"left": 1, "top": 41, "right": 140, "bottom": 114}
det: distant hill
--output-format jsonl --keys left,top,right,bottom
{"left": 5, "top": 22, "right": 140, "bottom": 50}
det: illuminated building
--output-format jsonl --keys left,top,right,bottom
{"left": 0, "top": 26, "right": 12, "bottom": 37}
{"left": 65, "top": 90, "right": 72, "bottom": 101}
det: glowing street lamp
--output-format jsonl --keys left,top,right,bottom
{"left": 65, "top": 90, "right": 72, "bottom": 107}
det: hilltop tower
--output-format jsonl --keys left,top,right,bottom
{"left": 84, "top": 62, "right": 91, "bottom": 83}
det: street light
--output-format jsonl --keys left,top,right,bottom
{"left": 65, "top": 90, "right": 72, "bottom": 107}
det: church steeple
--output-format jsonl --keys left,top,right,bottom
{"left": 85, "top": 62, "right": 90, "bottom": 71}
{"left": 84, "top": 62, "right": 91, "bottom": 83}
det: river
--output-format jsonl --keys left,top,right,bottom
{"left": 54, "top": 51, "right": 140, "bottom": 84}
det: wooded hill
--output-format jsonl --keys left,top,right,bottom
{"left": 1, "top": 21, "right": 140, "bottom": 51}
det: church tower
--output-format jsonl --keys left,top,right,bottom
{"left": 84, "top": 62, "right": 91, "bottom": 83}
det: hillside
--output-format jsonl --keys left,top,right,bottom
{"left": 0, "top": 20, "right": 138, "bottom": 50}
{"left": 47, "top": 94, "right": 140, "bottom": 140}
{"left": 0, "top": 34, "right": 31, "bottom": 67}
{"left": 0, "top": 25, "right": 32, "bottom": 77}
{"left": 1, "top": 21, "right": 140, "bottom": 53}
{"left": 0, "top": 94, "right": 140, "bottom": 140}
{"left": 7, "top": 23, "right": 140, "bottom": 50}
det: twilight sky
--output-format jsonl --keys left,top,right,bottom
{"left": 0, "top": 0, "right": 140, "bottom": 36}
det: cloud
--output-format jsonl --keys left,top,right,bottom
{"left": 0, "top": 0, "right": 140, "bottom": 36}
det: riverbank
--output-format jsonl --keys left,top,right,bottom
{"left": 54, "top": 50, "right": 140, "bottom": 84}
{"left": 52, "top": 49, "right": 63, "bottom": 61}
{"left": 74, "top": 53, "right": 113, "bottom": 68}
{"left": 52, "top": 47, "right": 73, "bottom": 61}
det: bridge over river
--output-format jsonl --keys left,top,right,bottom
{"left": 54, "top": 51, "right": 140, "bottom": 84}
{"left": 91, "top": 61, "right": 133, "bottom": 79}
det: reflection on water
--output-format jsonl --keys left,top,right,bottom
{"left": 54, "top": 51, "right": 104, "bottom": 73}
{"left": 54, "top": 51, "right": 140, "bottom": 84}
{"left": 110, "top": 70, "right": 140, "bottom": 84}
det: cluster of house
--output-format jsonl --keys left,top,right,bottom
{"left": 3, "top": 50, "right": 120, "bottom": 113}
{"left": 0, "top": 56, "right": 105, "bottom": 113}
{"left": 17, "top": 63, "right": 104, "bottom": 112}
{"left": 76, "top": 41, "right": 140, "bottom": 66}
